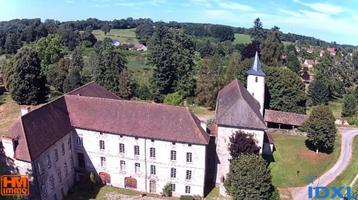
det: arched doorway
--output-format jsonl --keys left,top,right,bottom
{"left": 149, "top": 180, "right": 156, "bottom": 193}
{"left": 125, "top": 177, "right": 137, "bottom": 189}
{"left": 99, "top": 172, "right": 111, "bottom": 184}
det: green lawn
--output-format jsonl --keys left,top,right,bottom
{"left": 329, "top": 137, "right": 358, "bottom": 187}
{"left": 205, "top": 187, "right": 229, "bottom": 200}
{"left": 92, "top": 28, "right": 139, "bottom": 44}
{"left": 270, "top": 132, "right": 341, "bottom": 187}
{"left": 307, "top": 98, "right": 344, "bottom": 119}
{"left": 65, "top": 185, "right": 139, "bottom": 200}
{"left": 234, "top": 33, "right": 252, "bottom": 44}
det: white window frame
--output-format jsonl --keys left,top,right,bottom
{"left": 150, "top": 165, "right": 156, "bottom": 175}
{"left": 100, "top": 157, "right": 106, "bottom": 167}
{"left": 170, "top": 168, "right": 176, "bottom": 178}
{"left": 134, "top": 145, "right": 140, "bottom": 156}
{"left": 150, "top": 147, "right": 156, "bottom": 158}
{"left": 186, "top": 152, "right": 192, "bottom": 163}
{"left": 99, "top": 140, "right": 105, "bottom": 150}
{"left": 135, "top": 163, "right": 140, "bottom": 173}
{"left": 185, "top": 186, "right": 191, "bottom": 194}
{"left": 186, "top": 170, "right": 192, "bottom": 180}
{"left": 120, "top": 160, "right": 126, "bottom": 172}
{"left": 170, "top": 150, "right": 176, "bottom": 161}
{"left": 119, "top": 143, "right": 125, "bottom": 153}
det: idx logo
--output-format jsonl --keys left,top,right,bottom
{"left": 308, "top": 186, "right": 357, "bottom": 199}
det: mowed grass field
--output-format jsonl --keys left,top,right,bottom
{"left": 0, "top": 93, "right": 20, "bottom": 136}
{"left": 92, "top": 28, "right": 139, "bottom": 44}
{"left": 234, "top": 33, "right": 252, "bottom": 44}
{"left": 307, "top": 98, "right": 344, "bottom": 119}
{"left": 270, "top": 131, "right": 341, "bottom": 187}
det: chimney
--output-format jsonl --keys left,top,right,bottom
{"left": 20, "top": 106, "right": 31, "bottom": 116}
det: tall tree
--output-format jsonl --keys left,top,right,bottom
{"left": 265, "top": 67, "right": 307, "bottom": 114}
{"left": 225, "top": 155, "right": 274, "bottom": 200}
{"left": 10, "top": 47, "right": 48, "bottom": 105}
{"left": 342, "top": 94, "right": 357, "bottom": 117}
{"left": 117, "top": 68, "right": 132, "bottom": 99}
{"left": 241, "top": 41, "right": 260, "bottom": 60}
{"left": 35, "top": 34, "right": 64, "bottom": 69}
{"left": 196, "top": 54, "right": 224, "bottom": 109}
{"left": 93, "top": 38, "right": 127, "bottom": 94}
{"left": 101, "top": 23, "right": 111, "bottom": 35}
{"left": 70, "top": 48, "right": 84, "bottom": 71}
{"left": 46, "top": 58, "right": 70, "bottom": 93}
{"left": 287, "top": 51, "right": 300, "bottom": 74}
{"left": 304, "top": 105, "right": 336, "bottom": 153}
{"left": 63, "top": 67, "right": 81, "bottom": 93}
{"left": 249, "top": 18, "right": 265, "bottom": 43}
{"left": 228, "top": 131, "right": 261, "bottom": 159}
{"left": 261, "top": 28, "right": 284, "bottom": 67}
{"left": 149, "top": 23, "right": 195, "bottom": 101}
{"left": 308, "top": 79, "right": 330, "bottom": 105}
{"left": 135, "top": 21, "right": 154, "bottom": 44}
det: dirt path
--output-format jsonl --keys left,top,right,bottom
{"left": 289, "top": 128, "right": 358, "bottom": 200}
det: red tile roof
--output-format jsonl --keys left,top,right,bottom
{"left": 66, "top": 81, "right": 121, "bottom": 100}
{"left": 216, "top": 79, "right": 266, "bottom": 130}
{"left": 7, "top": 83, "right": 209, "bottom": 162}
{"left": 65, "top": 95, "right": 209, "bottom": 145}
{"left": 264, "top": 109, "right": 308, "bottom": 126}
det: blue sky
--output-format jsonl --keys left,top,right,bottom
{"left": 1, "top": 0, "right": 358, "bottom": 45}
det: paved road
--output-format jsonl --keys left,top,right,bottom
{"left": 290, "top": 128, "right": 358, "bottom": 200}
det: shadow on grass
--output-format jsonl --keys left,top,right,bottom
{"left": 65, "top": 173, "right": 103, "bottom": 200}
{"left": 305, "top": 140, "right": 334, "bottom": 154}
{"left": 263, "top": 154, "right": 276, "bottom": 166}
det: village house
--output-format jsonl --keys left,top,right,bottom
{"left": 112, "top": 39, "right": 121, "bottom": 47}
{"left": 303, "top": 59, "right": 315, "bottom": 68}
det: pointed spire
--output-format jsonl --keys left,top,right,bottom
{"left": 247, "top": 51, "right": 266, "bottom": 77}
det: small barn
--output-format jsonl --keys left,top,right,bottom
{"left": 264, "top": 109, "right": 308, "bottom": 129}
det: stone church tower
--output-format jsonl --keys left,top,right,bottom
{"left": 246, "top": 51, "right": 266, "bottom": 114}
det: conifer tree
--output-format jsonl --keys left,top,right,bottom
{"left": 93, "top": 38, "right": 127, "bottom": 94}
{"left": 261, "top": 28, "right": 284, "bottom": 67}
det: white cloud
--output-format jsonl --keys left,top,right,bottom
{"left": 202, "top": 9, "right": 236, "bottom": 20}
{"left": 114, "top": 2, "right": 137, "bottom": 7}
{"left": 293, "top": 0, "right": 343, "bottom": 15}
{"left": 215, "top": 0, "right": 255, "bottom": 12}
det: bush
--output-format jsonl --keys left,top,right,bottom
{"left": 163, "top": 92, "right": 183, "bottom": 106}
{"left": 162, "top": 183, "right": 172, "bottom": 197}
{"left": 180, "top": 195, "right": 194, "bottom": 200}
{"left": 347, "top": 116, "right": 358, "bottom": 126}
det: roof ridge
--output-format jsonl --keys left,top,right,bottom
{"left": 65, "top": 81, "right": 95, "bottom": 94}
{"left": 65, "top": 95, "right": 189, "bottom": 111}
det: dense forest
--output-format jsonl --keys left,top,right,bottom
{"left": 0, "top": 17, "right": 358, "bottom": 118}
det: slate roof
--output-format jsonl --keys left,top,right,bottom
{"left": 6, "top": 83, "right": 209, "bottom": 162}
{"left": 215, "top": 79, "right": 267, "bottom": 130}
{"left": 264, "top": 109, "right": 308, "bottom": 126}
{"left": 247, "top": 51, "right": 266, "bottom": 77}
